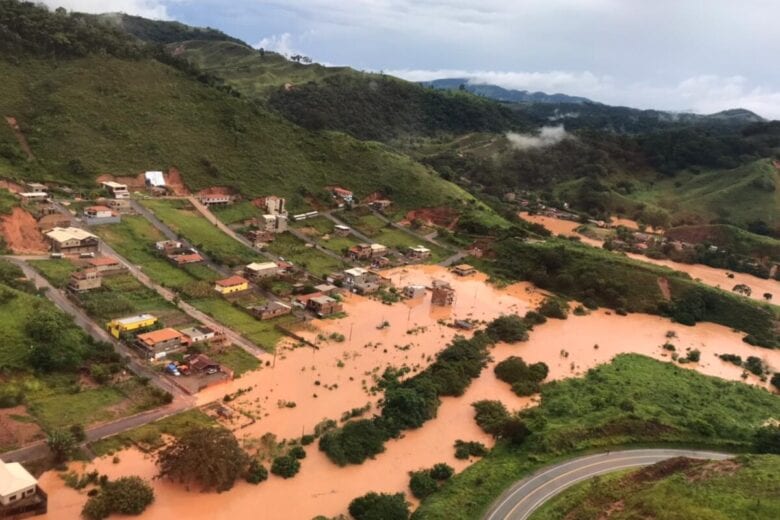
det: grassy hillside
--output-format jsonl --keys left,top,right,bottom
{"left": 530, "top": 455, "right": 780, "bottom": 520}
{"left": 665, "top": 224, "right": 780, "bottom": 260}
{"left": 414, "top": 354, "right": 780, "bottom": 519}
{"left": 0, "top": 55, "right": 479, "bottom": 213}
{"left": 171, "top": 40, "right": 357, "bottom": 98}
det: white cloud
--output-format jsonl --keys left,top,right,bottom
{"left": 253, "top": 32, "right": 297, "bottom": 57}
{"left": 506, "top": 126, "right": 570, "bottom": 150}
{"left": 38, "top": 0, "right": 169, "bottom": 18}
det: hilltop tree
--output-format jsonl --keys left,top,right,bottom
{"left": 157, "top": 427, "right": 248, "bottom": 492}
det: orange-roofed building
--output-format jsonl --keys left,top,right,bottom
{"left": 214, "top": 275, "right": 249, "bottom": 295}
{"left": 135, "top": 327, "right": 184, "bottom": 360}
{"left": 87, "top": 256, "right": 125, "bottom": 274}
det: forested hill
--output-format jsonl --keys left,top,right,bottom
{"left": 93, "top": 13, "right": 247, "bottom": 46}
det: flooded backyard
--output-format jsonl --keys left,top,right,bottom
{"left": 37, "top": 265, "right": 779, "bottom": 519}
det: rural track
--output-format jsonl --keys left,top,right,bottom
{"left": 483, "top": 449, "right": 732, "bottom": 520}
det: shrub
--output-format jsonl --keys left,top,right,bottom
{"left": 244, "top": 460, "right": 268, "bottom": 484}
{"left": 319, "top": 419, "right": 388, "bottom": 466}
{"left": 301, "top": 434, "right": 315, "bottom": 445}
{"left": 494, "top": 357, "right": 530, "bottom": 384}
{"left": 744, "top": 356, "right": 765, "bottom": 376}
{"left": 719, "top": 353, "right": 742, "bottom": 365}
{"left": 348, "top": 492, "right": 409, "bottom": 520}
{"left": 271, "top": 455, "right": 300, "bottom": 478}
{"left": 82, "top": 476, "right": 154, "bottom": 519}
{"left": 472, "top": 400, "right": 510, "bottom": 437}
{"left": 754, "top": 425, "right": 780, "bottom": 454}
{"left": 687, "top": 349, "right": 701, "bottom": 362}
{"left": 485, "top": 315, "right": 528, "bottom": 343}
{"left": 429, "top": 463, "right": 454, "bottom": 480}
{"left": 453, "top": 440, "right": 487, "bottom": 459}
{"left": 771, "top": 373, "right": 780, "bottom": 391}
{"left": 538, "top": 297, "right": 568, "bottom": 319}
{"left": 289, "top": 445, "right": 307, "bottom": 459}
{"left": 47, "top": 429, "right": 77, "bottom": 463}
{"left": 409, "top": 470, "right": 437, "bottom": 499}
{"left": 523, "top": 311, "right": 547, "bottom": 326}
{"left": 510, "top": 380, "right": 540, "bottom": 396}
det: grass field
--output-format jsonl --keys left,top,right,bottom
{"left": 93, "top": 216, "right": 201, "bottom": 289}
{"left": 28, "top": 259, "right": 78, "bottom": 288}
{"left": 415, "top": 354, "right": 780, "bottom": 519}
{"left": 266, "top": 232, "right": 346, "bottom": 277}
{"left": 190, "top": 297, "right": 295, "bottom": 351}
{"left": 530, "top": 454, "right": 780, "bottom": 520}
{"left": 212, "top": 345, "right": 261, "bottom": 377}
{"left": 140, "top": 199, "right": 262, "bottom": 266}
{"left": 211, "top": 201, "right": 262, "bottom": 226}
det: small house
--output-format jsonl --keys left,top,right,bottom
{"left": 179, "top": 325, "right": 217, "bottom": 346}
{"left": 343, "top": 267, "right": 369, "bottom": 286}
{"left": 0, "top": 459, "right": 41, "bottom": 509}
{"left": 407, "top": 245, "right": 431, "bottom": 260}
{"left": 250, "top": 301, "right": 292, "bottom": 320}
{"left": 188, "top": 354, "right": 221, "bottom": 375}
{"left": 330, "top": 187, "right": 354, "bottom": 204}
{"left": 256, "top": 196, "right": 287, "bottom": 216}
{"left": 169, "top": 252, "right": 203, "bottom": 265}
{"left": 18, "top": 192, "right": 48, "bottom": 202}
{"left": 452, "top": 264, "right": 477, "bottom": 277}
{"left": 87, "top": 256, "right": 124, "bottom": 275}
{"left": 214, "top": 275, "right": 249, "bottom": 295}
{"left": 247, "top": 229, "right": 274, "bottom": 247}
{"left": 155, "top": 240, "right": 182, "bottom": 252}
{"left": 368, "top": 199, "right": 392, "bottom": 211}
{"left": 431, "top": 280, "right": 455, "bottom": 306}
{"left": 307, "top": 295, "right": 343, "bottom": 317}
{"left": 144, "top": 171, "right": 165, "bottom": 187}
{"left": 334, "top": 224, "right": 351, "bottom": 237}
{"left": 245, "top": 261, "right": 280, "bottom": 281}
{"left": 347, "top": 243, "right": 387, "bottom": 261}
{"left": 198, "top": 194, "right": 234, "bottom": 206}
{"left": 83, "top": 205, "right": 120, "bottom": 225}
{"left": 107, "top": 313, "right": 158, "bottom": 339}
{"left": 403, "top": 285, "right": 426, "bottom": 299}
{"left": 68, "top": 269, "right": 102, "bottom": 292}
{"left": 24, "top": 182, "right": 47, "bottom": 194}
{"left": 135, "top": 328, "right": 184, "bottom": 360}
{"left": 106, "top": 199, "right": 132, "bottom": 213}
{"left": 44, "top": 227, "right": 99, "bottom": 255}
{"left": 101, "top": 181, "right": 130, "bottom": 199}
{"left": 314, "top": 283, "right": 339, "bottom": 296}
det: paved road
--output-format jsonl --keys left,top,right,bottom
{"left": 483, "top": 449, "right": 732, "bottom": 520}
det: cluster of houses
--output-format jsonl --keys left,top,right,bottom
{"left": 242, "top": 196, "right": 289, "bottom": 248}
{"left": 155, "top": 240, "right": 204, "bottom": 266}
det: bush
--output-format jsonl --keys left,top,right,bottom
{"left": 754, "top": 425, "right": 780, "bottom": 454}
{"left": 494, "top": 357, "right": 530, "bottom": 384}
{"left": 409, "top": 470, "right": 437, "bottom": 499}
{"left": 348, "top": 492, "right": 409, "bottom": 520}
{"left": 485, "top": 315, "right": 528, "bottom": 343}
{"left": 538, "top": 297, "right": 568, "bottom": 319}
{"left": 472, "top": 400, "right": 510, "bottom": 437}
{"left": 244, "top": 460, "right": 268, "bottom": 484}
{"left": 493, "top": 357, "right": 548, "bottom": 396}
{"left": 523, "top": 311, "right": 547, "bottom": 326}
{"left": 453, "top": 440, "right": 487, "bottom": 459}
{"left": 719, "top": 353, "right": 742, "bottom": 366}
{"left": 510, "top": 380, "right": 540, "bottom": 396}
{"left": 744, "top": 356, "right": 765, "bottom": 376}
{"left": 429, "top": 463, "right": 454, "bottom": 480}
{"left": 319, "top": 419, "right": 389, "bottom": 466}
{"left": 289, "top": 445, "right": 307, "bottom": 459}
{"left": 271, "top": 455, "right": 301, "bottom": 478}
{"left": 771, "top": 373, "right": 780, "bottom": 391}
{"left": 687, "top": 349, "right": 701, "bottom": 362}
{"left": 47, "top": 429, "right": 77, "bottom": 463}
{"left": 82, "top": 476, "right": 154, "bottom": 519}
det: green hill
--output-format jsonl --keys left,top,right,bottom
{"left": 531, "top": 454, "right": 780, "bottom": 520}
{"left": 0, "top": 1, "right": 487, "bottom": 215}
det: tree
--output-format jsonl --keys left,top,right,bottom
{"left": 472, "top": 400, "right": 510, "bottom": 437}
{"left": 319, "top": 419, "right": 388, "bottom": 466}
{"left": 82, "top": 476, "right": 154, "bottom": 519}
{"left": 157, "top": 427, "right": 248, "bottom": 492}
{"left": 764, "top": 292, "right": 773, "bottom": 301}
{"left": 47, "top": 429, "right": 77, "bottom": 463}
{"left": 754, "top": 425, "right": 780, "bottom": 454}
{"left": 348, "top": 492, "right": 409, "bottom": 520}
{"left": 454, "top": 440, "right": 487, "bottom": 459}
{"left": 408, "top": 470, "right": 437, "bottom": 499}
{"left": 485, "top": 315, "right": 529, "bottom": 343}
{"left": 289, "top": 445, "right": 306, "bottom": 459}
{"left": 538, "top": 297, "right": 568, "bottom": 319}
{"left": 270, "top": 455, "right": 300, "bottom": 478}
{"left": 771, "top": 373, "right": 780, "bottom": 391}
{"left": 381, "top": 384, "right": 438, "bottom": 434}
{"left": 732, "top": 284, "right": 752, "bottom": 297}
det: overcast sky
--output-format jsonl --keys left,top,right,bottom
{"left": 41, "top": 0, "right": 780, "bottom": 118}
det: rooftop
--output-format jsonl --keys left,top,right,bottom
{"left": 0, "top": 460, "right": 37, "bottom": 497}
{"left": 344, "top": 267, "right": 368, "bottom": 277}
{"left": 215, "top": 275, "right": 249, "bottom": 287}
{"left": 88, "top": 257, "right": 120, "bottom": 267}
{"left": 45, "top": 227, "right": 97, "bottom": 243}
{"left": 246, "top": 261, "right": 279, "bottom": 271}
{"left": 310, "top": 295, "right": 336, "bottom": 305}
{"left": 144, "top": 171, "right": 166, "bottom": 187}
{"left": 101, "top": 181, "right": 127, "bottom": 189}
{"left": 137, "top": 327, "right": 183, "bottom": 345}
{"left": 410, "top": 245, "right": 431, "bottom": 252}
{"left": 85, "top": 205, "right": 112, "bottom": 212}
{"left": 111, "top": 313, "right": 156, "bottom": 326}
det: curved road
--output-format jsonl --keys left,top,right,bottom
{"left": 483, "top": 449, "right": 732, "bottom": 520}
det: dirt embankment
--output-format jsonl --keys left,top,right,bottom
{"left": 4, "top": 116, "right": 34, "bottom": 160}
{"left": 164, "top": 168, "right": 190, "bottom": 196}
{"left": 0, "top": 207, "right": 48, "bottom": 253}
{"left": 96, "top": 173, "right": 146, "bottom": 189}
{"left": 0, "top": 406, "right": 44, "bottom": 451}
{"left": 403, "top": 207, "right": 460, "bottom": 229}
{"left": 196, "top": 186, "right": 235, "bottom": 196}
{"left": 0, "top": 180, "right": 23, "bottom": 194}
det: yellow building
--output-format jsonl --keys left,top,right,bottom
{"left": 214, "top": 275, "right": 250, "bottom": 295}
{"left": 107, "top": 313, "right": 158, "bottom": 338}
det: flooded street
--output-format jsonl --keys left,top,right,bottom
{"left": 521, "top": 212, "right": 780, "bottom": 303}
{"left": 38, "top": 265, "right": 778, "bottom": 520}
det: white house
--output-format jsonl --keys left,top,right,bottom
{"left": 101, "top": 181, "right": 130, "bottom": 199}
{"left": 245, "top": 261, "right": 280, "bottom": 280}
{"left": 0, "top": 459, "right": 38, "bottom": 507}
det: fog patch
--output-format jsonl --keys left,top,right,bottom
{"left": 505, "top": 125, "right": 569, "bottom": 150}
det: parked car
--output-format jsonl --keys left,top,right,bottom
{"left": 165, "top": 363, "right": 181, "bottom": 377}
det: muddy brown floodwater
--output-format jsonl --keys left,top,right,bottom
{"left": 38, "top": 266, "right": 778, "bottom": 520}
{"left": 520, "top": 212, "right": 780, "bottom": 303}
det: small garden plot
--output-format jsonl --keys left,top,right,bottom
{"left": 211, "top": 345, "right": 261, "bottom": 377}
{"left": 28, "top": 258, "right": 78, "bottom": 288}
{"left": 266, "top": 233, "right": 345, "bottom": 277}
{"left": 140, "top": 199, "right": 262, "bottom": 266}
{"left": 211, "top": 201, "right": 262, "bottom": 226}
